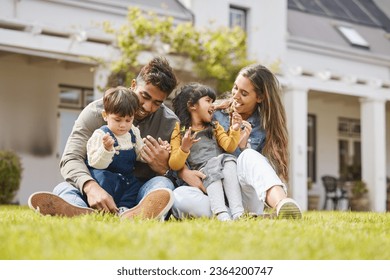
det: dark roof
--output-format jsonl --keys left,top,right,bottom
{"left": 288, "top": 0, "right": 390, "bottom": 32}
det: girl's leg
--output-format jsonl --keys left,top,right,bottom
{"left": 172, "top": 186, "right": 212, "bottom": 219}
{"left": 207, "top": 180, "right": 232, "bottom": 221}
{"left": 221, "top": 161, "right": 244, "bottom": 219}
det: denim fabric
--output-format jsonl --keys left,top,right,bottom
{"left": 135, "top": 176, "right": 175, "bottom": 204}
{"left": 213, "top": 108, "right": 266, "bottom": 157}
{"left": 53, "top": 182, "right": 88, "bottom": 208}
{"left": 53, "top": 176, "right": 175, "bottom": 209}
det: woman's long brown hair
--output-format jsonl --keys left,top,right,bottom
{"left": 239, "top": 64, "right": 289, "bottom": 182}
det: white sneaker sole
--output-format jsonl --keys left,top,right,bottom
{"left": 119, "top": 188, "right": 174, "bottom": 221}
{"left": 28, "top": 191, "right": 94, "bottom": 217}
{"left": 277, "top": 198, "right": 302, "bottom": 219}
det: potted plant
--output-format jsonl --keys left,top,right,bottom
{"left": 349, "top": 180, "right": 369, "bottom": 211}
{"left": 307, "top": 178, "right": 320, "bottom": 210}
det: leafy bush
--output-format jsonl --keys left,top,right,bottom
{"left": 0, "top": 150, "right": 22, "bottom": 204}
{"left": 103, "top": 7, "right": 254, "bottom": 93}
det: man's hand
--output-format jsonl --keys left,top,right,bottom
{"left": 178, "top": 167, "right": 207, "bottom": 193}
{"left": 83, "top": 180, "right": 118, "bottom": 213}
{"left": 141, "top": 135, "right": 170, "bottom": 175}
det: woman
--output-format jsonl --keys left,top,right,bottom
{"left": 171, "top": 64, "right": 302, "bottom": 219}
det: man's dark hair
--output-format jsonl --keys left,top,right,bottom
{"left": 136, "top": 56, "right": 178, "bottom": 97}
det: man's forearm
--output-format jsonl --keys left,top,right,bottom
{"left": 60, "top": 155, "right": 94, "bottom": 191}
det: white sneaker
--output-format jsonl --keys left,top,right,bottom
{"left": 276, "top": 198, "right": 302, "bottom": 219}
{"left": 216, "top": 212, "right": 232, "bottom": 222}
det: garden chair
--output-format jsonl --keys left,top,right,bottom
{"left": 321, "top": 175, "right": 340, "bottom": 210}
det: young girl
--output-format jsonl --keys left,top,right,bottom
{"left": 169, "top": 83, "right": 244, "bottom": 221}
{"left": 86, "top": 86, "right": 144, "bottom": 213}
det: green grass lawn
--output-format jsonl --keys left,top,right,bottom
{"left": 1, "top": 205, "right": 389, "bottom": 260}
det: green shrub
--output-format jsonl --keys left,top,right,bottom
{"left": 0, "top": 150, "right": 22, "bottom": 204}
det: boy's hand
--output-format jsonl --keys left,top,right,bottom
{"left": 102, "top": 132, "right": 115, "bottom": 151}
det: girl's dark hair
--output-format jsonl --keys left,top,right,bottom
{"left": 172, "top": 83, "right": 216, "bottom": 138}
{"left": 103, "top": 86, "right": 139, "bottom": 117}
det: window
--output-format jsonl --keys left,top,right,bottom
{"left": 338, "top": 117, "right": 361, "bottom": 180}
{"left": 338, "top": 117, "right": 361, "bottom": 138}
{"left": 57, "top": 85, "right": 94, "bottom": 158}
{"left": 336, "top": 26, "right": 370, "bottom": 49}
{"left": 59, "top": 85, "right": 94, "bottom": 109}
{"left": 307, "top": 114, "right": 317, "bottom": 182}
{"left": 229, "top": 6, "right": 247, "bottom": 31}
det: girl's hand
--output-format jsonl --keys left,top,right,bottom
{"left": 238, "top": 120, "right": 252, "bottom": 150}
{"left": 158, "top": 137, "right": 171, "bottom": 153}
{"left": 213, "top": 98, "right": 232, "bottom": 110}
{"left": 141, "top": 135, "right": 170, "bottom": 175}
{"left": 181, "top": 127, "right": 201, "bottom": 153}
{"left": 231, "top": 112, "right": 243, "bottom": 131}
{"left": 102, "top": 132, "right": 115, "bottom": 151}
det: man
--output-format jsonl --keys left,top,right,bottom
{"left": 29, "top": 56, "right": 179, "bottom": 220}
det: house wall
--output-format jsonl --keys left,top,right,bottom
{"left": 179, "top": 0, "right": 287, "bottom": 65}
{"left": 0, "top": 54, "right": 93, "bottom": 204}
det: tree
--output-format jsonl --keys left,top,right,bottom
{"left": 103, "top": 7, "right": 254, "bottom": 94}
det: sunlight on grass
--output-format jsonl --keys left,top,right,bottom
{"left": 1, "top": 206, "right": 389, "bottom": 260}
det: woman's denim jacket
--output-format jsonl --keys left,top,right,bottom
{"left": 213, "top": 107, "right": 266, "bottom": 157}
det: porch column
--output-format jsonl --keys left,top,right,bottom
{"left": 283, "top": 86, "right": 308, "bottom": 210}
{"left": 360, "top": 97, "right": 387, "bottom": 212}
{"left": 93, "top": 65, "right": 110, "bottom": 100}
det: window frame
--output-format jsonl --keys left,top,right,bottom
{"left": 229, "top": 5, "right": 247, "bottom": 31}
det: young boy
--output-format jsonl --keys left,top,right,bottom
{"left": 86, "top": 87, "right": 144, "bottom": 213}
